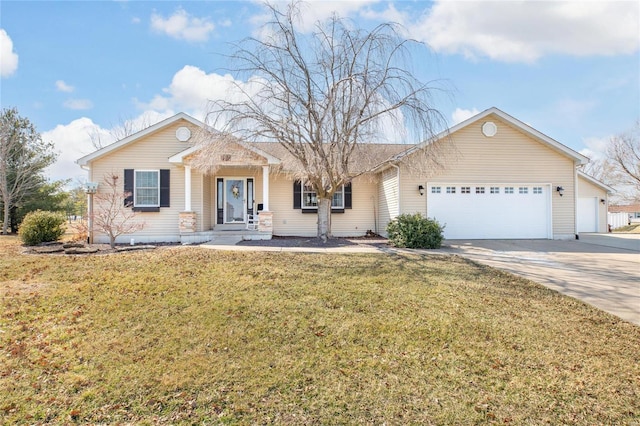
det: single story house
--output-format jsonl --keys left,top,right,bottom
{"left": 76, "top": 107, "right": 611, "bottom": 244}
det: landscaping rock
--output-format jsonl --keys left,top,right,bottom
{"left": 64, "top": 247, "right": 99, "bottom": 254}
{"left": 33, "top": 245, "right": 65, "bottom": 253}
{"left": 116, "top": 245, "right": 156, "bottom": 252}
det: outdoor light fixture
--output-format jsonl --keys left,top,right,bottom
{"left": 556, "top": 186, "right": 564, "bottom": 197}
{"left": 600, "top": 198, "right": 606, "bottom": 204}
{"left": 418, "top": 185, "right": 425, "bottom": 196}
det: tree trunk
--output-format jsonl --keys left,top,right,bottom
{"left": 317, "top": 197, "right": 332, "bottom": 243}
{"left": 1, "top": 202, "right": 9, "bottom": 235}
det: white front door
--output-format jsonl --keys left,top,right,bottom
{"left": 225, "top": 179, "right": 245, "bottom": 223}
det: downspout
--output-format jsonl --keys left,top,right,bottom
{"left": 391, "top": 164, "right": 401, "bottom": 218}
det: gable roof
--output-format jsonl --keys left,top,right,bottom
{"left": 385, "top": 107, "right": 589, "bottom": 166}
{"left": 577, "top": 170, "right": 615, "bottom": 194}
{"left": 76, "top": 112, "right": 205, "bottom": 167}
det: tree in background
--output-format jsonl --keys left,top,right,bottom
{"left": 583, "top": 120, "right": 640, "bottom": 204}
{"left": 196, "top": 1, "right": 448, "bottom": 241}
{"left": 13, "top": 180, "right": 70, "bottom": 233}
{"left": 0, "top": 108, "right": 57, "bottom": 234}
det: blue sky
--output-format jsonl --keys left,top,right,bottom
{"left": 1, "top": 1, "right": 639, "bottom": 184}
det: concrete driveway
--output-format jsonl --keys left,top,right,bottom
{"left": 443, "top": 239, "right": 640, "bottom": 326}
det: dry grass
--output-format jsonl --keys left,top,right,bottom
{"left": 613, "top": 223, "right": 640, "bottom": 233}
{"left": 1, "top": 235, "right": 638, "bottom": 424}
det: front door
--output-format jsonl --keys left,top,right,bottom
{"left": 225, "top": 179, "right": 245, "bottom": 223}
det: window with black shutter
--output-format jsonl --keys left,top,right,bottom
{"left": 123, "top": 168, "right": 170, "bottom": 212}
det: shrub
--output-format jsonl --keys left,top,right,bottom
{"left": 19, "top": 210, "right": 66, "bottom": 246}
{"left": 387, "top": 213, "right": 444, "bottom": 249}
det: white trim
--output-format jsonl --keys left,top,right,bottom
{"left": 77, "top": 113, "right": 206, "bottom": 166}
{"left": 262, "top": 165, "right": 270, "bottom": 211}
{"left": 184, "top": 166, "right": 192, "bottom": 211}
{"left": 379, "top": 107, "right": 588, "bottom": 171}
{"left": 577, "top": 170, "right": 614, "bottom": 193}
{"left": 168, "top": 142, "right": 281, "bottom": 165}
{"left": 134, "top": 169, "right": 160, "bottom": 208}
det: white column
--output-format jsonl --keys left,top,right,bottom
{"left": 184, "top": 165, "right": 192, "bottom": 211}
{"left": 262, "top": 165, "right": 270, "bottom": 211}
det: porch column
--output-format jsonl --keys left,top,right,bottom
{"left": 184, "top": 165, "right": 192, "bottom": 211}
{"left": 262, "top": 165, "right": 270, "bottom": 211}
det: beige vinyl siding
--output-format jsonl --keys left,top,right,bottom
{"left": 378, "top": 167, "right": 399, "bottom": 237}
{"left": 270, "top": 175, "right": 378, "bottom": 237}
{"left": 578, "top": 174, "right": 608, "bottom": 233}
{"left": 88, "top": 120, "right": 197, "bottom": 243}
{"left": 399, "top": 114, "right": 577, "bottom": 239}
{"left": 202, "top": 174, "right": 212, "bottom": 231}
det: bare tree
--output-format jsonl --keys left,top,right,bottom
{"left": 0, "top": 108, "right": 56, "bottom": 234}
{"left": 88, "top": 114, "right": 154, "bottom": 150}
{"left": 196, "top": 1, "right": 448, "bottom": 241}
{"left": 583, "top": 121, "right": 640, "bottom": 203}
{"left": 92, "top": 173, "right": 144, "bottom": 248}
{"left": 607, "top": 121, "right": 640, "bottom": 202}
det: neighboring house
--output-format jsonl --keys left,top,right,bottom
{"left": 609, "top": 204, "right": 640, "bottom": 224}
{"left": 76, "top": 107, "right": 610, "bottom": 244}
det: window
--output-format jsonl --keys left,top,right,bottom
{"left": 476, "top": 187, "right": 485, "bottom": 194}
{"left": 446, "top": 186, "right": 456, "bottom": 194}
{"left": 299, "top": 181, "right": 347, "bottom": 210}
{"left": 505, "top": 187, "right": 514, "bottom": 194}
{"left": 432, "top": 186, "right": 441, "bottom": 194}
{"left": 490, "top": 186, "right": 500, "bottom": 194}
{"left": 461, "top": 186, "right": 471, "bottom": 194}
{"left": 135, "top": 170, "right": 160, "bottom": 207}
{"left": 533, "top": 187, "right": 543, "bottom": 194}
{"left": 519, "top": 187, "right": 528, "bottom": 194}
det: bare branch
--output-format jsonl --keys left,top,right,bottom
{"left": 195, "top": 1, "right": 450, "bottom": 240}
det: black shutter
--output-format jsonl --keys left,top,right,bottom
{"left": 293, "top": 180, "right": 301, "bottom": 209}
{"left": 124, "top": 169, "right": 134, "bottom": 207}
{"left": 217, "top": 178, "right": 224, "bottom": 224}
{"left": 344, "top": 182, "right": 352, "bottom": 209}
{"left": 160, "top": 169, "right": 170, "bottom": 207}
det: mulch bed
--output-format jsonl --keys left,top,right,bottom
{"left": 237, "top": 235, "right": 390, "bottom": 248}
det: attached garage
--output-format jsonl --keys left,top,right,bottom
{"left": 577, "top": 197, "right": 599, "bottom": 233}
{"left": 427, "top": 183, "right": 552, "bottom": 239}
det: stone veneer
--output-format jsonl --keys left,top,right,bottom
{"left": 258, "top": 211, "right": 273, "bottom": 233}
{"left": 179, "top": 211, "right": 197, "bottom": 233}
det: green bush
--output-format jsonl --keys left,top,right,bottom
{"left": 19, "top": 210, "right": 66, "bottom": 246}
{"left": 387, "top": 213, "right": 444, "bottom": 249}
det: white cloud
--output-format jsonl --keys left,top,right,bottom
{"left": 409, "top": 1, "right": 640, "bottom": 63}
{"left": 0, "top": 29, "right": 19, "bottom": 77}
{"left": 42, "top": 117, "right": 108, "bottom": 183}
{"left": 42, "top": 110, "right": 177, "bottom": 183}
{"left": 451, "top": 108, "right": 480, "bottom": 125}
{"left": 150, "top": 8, "right": 215, "bottom": 42}
{"left": 134, "top": 65, "right": 262, "bottom": 122}
{"left": 579, "top": 135, "right": 611, "bottom": 161}
{"left": 64, "top": 99, "right": 94, "bottom": 110}
{"left": 132, "top": 17, "right": 141, "bottom": 24}
{"left": 55, "top": 80, "right": 74, "bottom": 93}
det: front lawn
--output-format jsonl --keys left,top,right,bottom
{"left": 1, "top": 236, "right": 638, "bottom": 424}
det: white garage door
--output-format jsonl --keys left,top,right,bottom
{"left": 577, "top": 197, "right": 598, "bottom": 233}
{"left": 427, "top": 184, "right": 552, "bottom": 239}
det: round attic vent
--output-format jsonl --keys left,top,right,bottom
{"left": 176, "top": 126, "right": 191, "bottom": 142}
{"left": 481, "top": 121, "right": 498, "bottom": 137}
